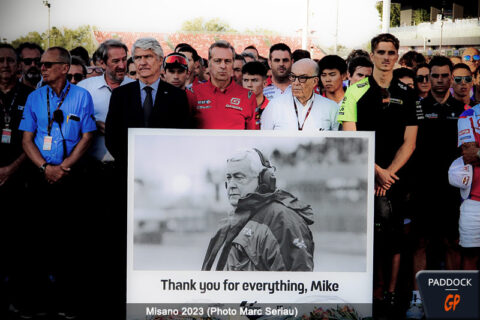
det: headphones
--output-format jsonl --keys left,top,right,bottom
{"left": 225, "top": 148, "right": 277, "bottom": 194}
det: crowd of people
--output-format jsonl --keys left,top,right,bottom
{"left": 0, "top": 32, "right": 479, "bottom": 319}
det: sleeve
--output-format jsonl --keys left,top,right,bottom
{"left": 458, "top": 110, "right": 477, "bottom": 147}
{"left": 80, "top": 91, "right": 97, "bottom": 133}
{"left": 18, "top": 94, "right": 37, "bottom": 133}
{"left": 245, "top": 91, "right": 257, "bottom": 130}
{"left": 260, "top": 99, "right": 276, "bottom": 130}
{"left": 337, "top": 86, "right": 357, "bottom": 123}
{"left": 329, "top": 101, "right": 340, "bottom": 131}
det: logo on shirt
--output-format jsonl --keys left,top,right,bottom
{"left": 226, "top": 104, "right": 243, "bottom": 111}
{"left": 293, "top": 238, "right": 307, "bottom": 249}
{"left": 459, "top": 129, "right": 471, "bottom": 136}
{"left": 425, "top": 113, "right": 438, "bottom": 119}
{"left": 462, "top": 176, "right": 470, "bottom": 186}
{"left": 230, "top": 97, "right": 241, "bottom": 105}
{"left": 390, "top": 98, "right": 403, "bottom": 105}
{"left": 243, "top": 228, "right": 253, "bottom": 237}
{"left": 197, "top": 100, "right": 211, "bottom": 105}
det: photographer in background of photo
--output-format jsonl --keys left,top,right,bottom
{"left": 202, "top": 149, "right": 314, "bottom": 271}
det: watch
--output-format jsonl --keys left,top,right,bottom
{"left": 39, "top": 162, "right": 49, "bottom": 173}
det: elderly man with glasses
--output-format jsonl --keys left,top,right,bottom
{"left": 261, "top": 58, "right": 339, "bottom": 130}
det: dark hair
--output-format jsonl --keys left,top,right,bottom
{"left": 428, "top": 55, "right": 453, "bottom": 72}
{"left": 269, "top": 43, "right": 291, "bottom": 60}
{"left": 414, "top": 62, "right": 430, "bottom": 74}
{"left": 452, "top": 62, "right": 472, "bottom": 74}
{"left": 371, "top": 33, "right": 400, "bottom": 52}
{"left": 16, "top": 42, "right": 44, "bottom": 58}
{"left": 235, "top": 54, "right": 246, "bottom": 63}
{"left": 292, "top": 49, "right": 311, "bottom": 62}
{"left": 348, "top": 56, "right": 373, "bottom": 76}
{"left": 244, "top": 45, "right": 258, "bottom": 53}
{"left": 241, "top": 52, "right": 254, "bottom": 60}
{"left": 47, "top": 46, "right": 71, "bottom": 65}
{"left": 393, "top": 67, "right": 415, "bottom": 81}
{"left": 92, "top": 47, "right": 102, "bottom": 65}
{"left": 96, "top": 39, "right": 128, "bottom": 64}
{"left": 318, "top": 55, "right": 347, "bottom": 75}
{"left": 346, "top": 49, "right": 370, "bottom": 65}
{"left": 242, "top": 61, "right": 268, "bottom": 78}
{"left": 0, "top": 43, "right": 17, "bottom": 61}
{"left": 399, "top": 50, "right": 426, "bottom": 69}
{"left": 126, "top": 57, "right": 134, "bottom": 72}
{"left": 70, "top": 46, "right": 90, "bottom": 66}
{"left": 71, "top": 56, "right": 87, "bottom": 76}
{"left": 176, "top": 43, "right": 200, "bottom": 62}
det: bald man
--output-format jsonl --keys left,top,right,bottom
{"left": 261, "top": 58, "right": 339, "bottom": 130}
{"left": 462, "top": 47, "right": 480, "bottom": 73}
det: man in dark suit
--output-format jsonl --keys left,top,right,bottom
{"left": 105, "top": 37, "right": 193, "bottom": 168}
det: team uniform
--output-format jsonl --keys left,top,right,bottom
{"left": 338, "top": 76, "right": 419, "bottom": 252}
{"left": 191, "top": 80, "right": 257, "bottom": 129}
{"left": 456, "top": 104, "right": 480, "bottom": 247}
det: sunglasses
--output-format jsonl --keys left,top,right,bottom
{"left": 22, "top": 58, "right": 41, "bottom": 66}
{"left": 453, "top": 76, "right": 473, "bottom": 84}
{"left": 289, "top": 74, "right": 317, "bottom": 83}
{"left": 40, "top": 61, "right": 66, "bottom": 68}
{"left": 128, "top": 71, "right": 136, "bottom": 76}
{"left": 463, "top": 55, "right": 480, "bottom": 62}
{"left": 67, "top": 73, "right": 85, "bottom": 82}
{"left": 163, "top": 55, "right": 188, "bottom": 68}
{"left": 0, "top": 57, "right": 16, "bottom": 64}
{"left": 416, "top": 75, "right": 429, "bottom": 82}
{"left": 86, "top": 66, "right": 103, "bottom": 74}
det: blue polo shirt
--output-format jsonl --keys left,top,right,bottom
{"left": 19, "top": 81, "right": 97, "bottom": 165}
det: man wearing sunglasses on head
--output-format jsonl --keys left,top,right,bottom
{"left": 162, "top": 52, "right": 197, "bottom": 108}
{"left": 451, "top": 63, "right": 476, "bottom": 107}
{"left": 462, "top": 47, "right": 480, "bottom": 73}
{"left": 16, "top": 42, "right": 43, "bottom": 89}
{"left": 18, "top": 46, "right": 96, "bottom": 318}
{"left": 261, "top": 58, "right": 339, "bottom": 130}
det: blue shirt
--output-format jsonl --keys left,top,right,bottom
{"left": 139, "top": 78, "right": 160, "bottom": 106}
{"left": 19, "top": 81, "right": 97, "bottom": 165}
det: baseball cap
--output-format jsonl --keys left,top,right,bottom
{"left": 163, "top": 53, "right": 188, "bottom": 71}
{"left": 448, "top": 156, "right": 473, "bottom": 200}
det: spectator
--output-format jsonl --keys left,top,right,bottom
{"left": 261, "top": 58, "right": 339, "bottom": 131}
{"left": 399, "top": 50, "right": 426, "bottom": 70}
{"left": 176, "top": 43, "right": 203, "bottom": 87}
{"left": 243, "top": 45, "right": 259, "bottom": 60}
{"left": 241, "top": 52, "right": 255, "bottom": 63}
{"left": 415, "top": 63, "right": 431, "bottom": 100}
{"left": 67, "top": 56, "right": 86, "bottom": 85}
{"left": 347, "top": 56, "right": 373, "bottom": 85}
{"left": 345, "top": 48, "right": 370, "bottom": 66}
{"left": 451, "top": 63, "right": 475, "bottom": 107}
{"left": 87, "top": 48, "right": 104, "bottom": 78}
{"left": 264, "top": 43, "right": 292, "bottom": 101}
{"left": 69, "top": 46, "right": 90, "bottom": 66}
{"left": 190, "top": 40, "right": 256, "bottom": 129}
{"left": 292, "top": 49, "right": 311, "bottom": 63}
{"left": 450, "top": 55, "right": 462, "bottom": 66}
{"left": 162, "top": 52, "right": 197, "bottom": 108}
{"left": 319, "top": 55, "right": 347, "bottom": 105}
{"left": 126, "top": 57, "right": 137, "bottom": 80}
{"left": 233, "top": 54, "right": 246, "bottom": 85}
{"left": 462, "top": 47, "right": 480, "bottom": 73}
{"left": 16, "top": 42, "right": 43, "bottom": 89}
{"left": 242, "top": 61, "right": 269, "bottom": 128}
{"left": 393, "top": 67, "right": 415, "bottom": 89}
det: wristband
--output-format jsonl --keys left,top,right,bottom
{"left": 39, "top": 162, "right": 49, "bottom": 173}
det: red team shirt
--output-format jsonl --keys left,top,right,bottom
{"left": 191, "top": 79, "right": 257, "bottom": 129}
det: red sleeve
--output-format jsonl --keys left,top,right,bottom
{"left": 246, "top": 91, "right": 258, "bottom": 130}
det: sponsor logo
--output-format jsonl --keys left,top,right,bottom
{"left": 248, "top": 91, "right": 253, "bottom": 99}
{"left": 398, "top": 82, "right": 408, "bottom": 90}
{"left": 462, "top": 176, "right": 470, "bottom": 186}
{"left": 197, "top": 100, "right": 211, "bottom": 105}
{"left": 390, "top": 98, "right": 403, "bottom": 105}
{"left": 356, "top": 82, "right": 367, "bottom": 88}
{"left": 293, "top": 238, "right": 307, "bottom": 249}
{"left": 444, "top": 294, "right": 461, "bottom": 312}
{"left": 425, "top": 113, "right": 438, "bottom": 119}
{"left": 230, "top": 97, "right": 241, "bottom": 105}
{"left": 243, "top": 228, "right": 253, "bottom": 237}
{"left": 226, "top": 104, "right": 243, "bottom": 111}
{"left": 196, "top": 105, "right": 212, "bottom": 110}
{"left": 459, "top": 129, "right": 471, "bottom": 136}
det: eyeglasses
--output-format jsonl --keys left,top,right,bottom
{"left": 67, "top": 73, "right": 85, "bottom": 82}
{"left": 128, "top": 71, "right": 136, "bottom": 76}
{"left": 430, "top": 73, "right": 450, "bottom": 79}
{"left": 21, "top": 58, "right": 41, "bottom": 66}
{"left": 40, "top": 61, "right": 66, "bottom": 68}
{"left": 86, "top": 66, "right": 103, "bottom": 74}
{"left": 416, "top": 75, "right": 429, "bottom": 82}
{"left": 463, "top": 55, "right": 480, "bottom": 62}
{"left": 0, "top": 57, "right": 16, "bottom": 64}
{"left": 289, "top": 74, "right": 317, "bottom": 83}
{"left": 453, "top": 76, "right": 473, "bottom": 84}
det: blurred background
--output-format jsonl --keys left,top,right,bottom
{"left": 132, "top": 133, "right": 369, "bottom": 272}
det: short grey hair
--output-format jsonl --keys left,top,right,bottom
{"left": 46, "top": 46, "right": 71, "bottom": 65}
{"left": 132, "top": 37, "right": 164, "bottom": 58}
{"left": 208, "top": 40, "right": 235, "bottom": 61}
{"left": 97, "top": 39, "right": 128, "bottom": 63}
{"left": 227, "top": 149, "right": 267, "bottom": 177}
{"left": 294, "top": 58, "right": 319, "bottom": 76}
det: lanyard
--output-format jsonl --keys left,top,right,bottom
{"left": 1, "top": 87, "right": 18, "bottom": 127}
{"left": 293, "top": 96, "right": 314, "bottom": 131}
{"left": 47, "top": 85, "right": 70, "bottom": 135}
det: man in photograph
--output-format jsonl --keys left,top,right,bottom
{"left": 202, "top": 149, "right": 314, "bottom": 271}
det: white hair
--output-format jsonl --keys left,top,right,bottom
{"left": 131, "top": 37, "right": 164, "bottom": 58}
{"left": 227, "top": 149, "right": 267, "bottom": 176}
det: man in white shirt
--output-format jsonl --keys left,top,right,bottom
{"left": 77, "top": 39, "right": 133, "bottom": 162}
{"left": 261, "top": 58, "right": 339, "bottom": 131}
{"left": 263, "top": 43, "right": 292, "bottom": 101}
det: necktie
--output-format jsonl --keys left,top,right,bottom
{"left": 143, "top": 86, "right": 153, "bottom": 126}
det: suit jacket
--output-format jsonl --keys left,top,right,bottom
{"left": 105, "top": 79, "right": 193, "bottom": 166}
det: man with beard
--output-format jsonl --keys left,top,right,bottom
{"left": 16, "top": 42, "right": 43, "bottom": 89}
{"left": 263, "top": 43, "right": 292, "bottom": 101}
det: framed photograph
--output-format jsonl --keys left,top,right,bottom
{"left": 127, "top": 129, "right": 374, "bottom": 319}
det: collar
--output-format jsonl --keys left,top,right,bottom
{"left": 293, "top": 92, "right": 315, "bottom": 107}
{"left": 207, "top": 78, "right": 236, "bottom": 94}
{"left": 47, "top": 80, "right": 70, "bottom": 99}
{"left": 139, "top": 77, "right": 161, "bottom": 92}
{"left": 97, "top": 74, "right": 133, "bottom": 90}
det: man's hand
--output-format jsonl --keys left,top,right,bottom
{"left": 0, "top": 165, "right": 13, "bottom": 186}
{"left": 375, "top": 165, "right": 399, "bottom": 190}
{"left": 96, "top": 121, "right": 105, "bottom": 135}
{"left": 375, "top": 183, "right": 388, "bottom": 197}
{"left": 461, "top": 142, "right": 480, "bottom": 165}
{"left": 44, "top": 165, "right": 70, "bottom": 184}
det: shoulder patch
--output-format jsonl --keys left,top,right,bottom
{"left": 186, "top": 86, "right": 194, "bottom": 93}
{"left": 248, "top": 90, "right": 253, "bottom": 99}
{"left": 397, "top": 82, "right": 408, "bottom": 91}
{"left": 356, "top": 82, "right": 368, "bottom": 88}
